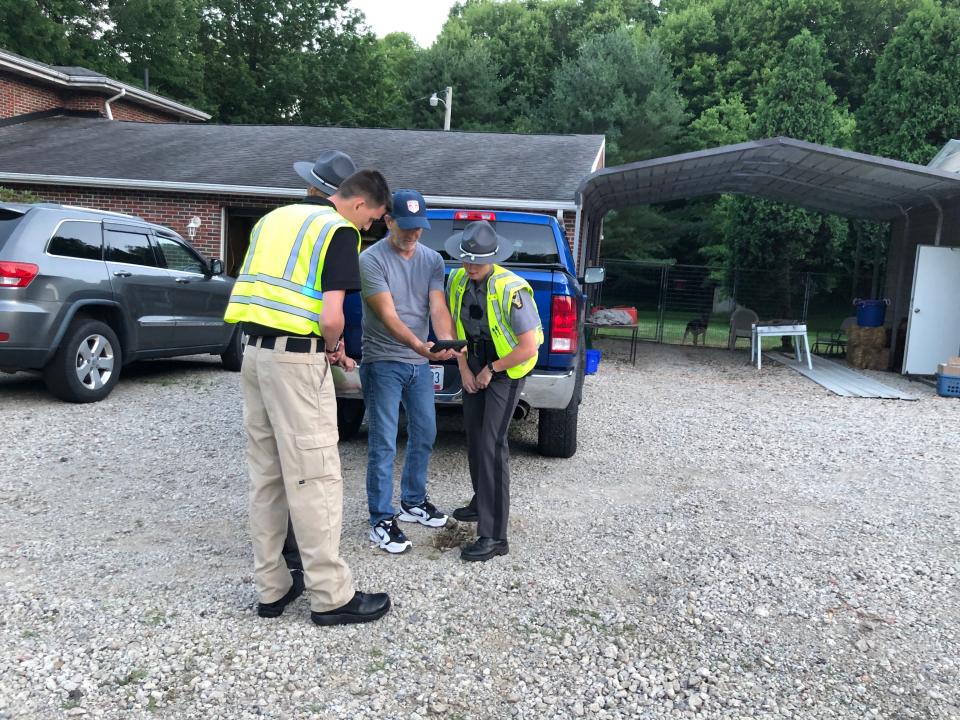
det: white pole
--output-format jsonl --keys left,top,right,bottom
{"left": 443, "top": 86, "right": 452, "bottom": 131}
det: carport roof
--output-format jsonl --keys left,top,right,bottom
{"left": 578, "top": 137, "right": 960, "bottom": 221}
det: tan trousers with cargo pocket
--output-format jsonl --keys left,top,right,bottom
{"left": 241, "top": 339, "right": 354, "bottom": 613}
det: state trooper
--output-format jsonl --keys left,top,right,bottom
{"left": 444, "top": 220, "right": 543, "bottom": 562}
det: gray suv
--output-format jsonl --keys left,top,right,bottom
{"left": 0, "top": 202, "right": 241, "bottom": 402}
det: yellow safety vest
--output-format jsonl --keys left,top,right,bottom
{"left": 224, "top": 204, "right": 359, "bottom": 336}
{"left": 447, "top": 264, "right": 543, "bottom": 379}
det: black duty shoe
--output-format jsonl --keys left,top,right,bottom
{"left": 257, "top": 570, "right": 305, "bottom": 618}
{"left": 452, "top": 505, "right": 479, "bottom": 523}
{"left": 398, "top": 498, "right": 448, "bottom": 528}
{"left": 461, "top": 537, "right": 509, "bottom": 562}
{"left": 311, "top": 591, "right": 391, "bottom": 626}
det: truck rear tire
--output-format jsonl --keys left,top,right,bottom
{"left": 337, "top": 398, "right": 365, "bottom": 440}
{"left": 44, "top": 318, "right": 122, "bottom": 403}
{"left": 537, "top": 350, "right": 584, "bottom": 458}
{"left": 537, "top": 402, "right": 578, "bottom": 458}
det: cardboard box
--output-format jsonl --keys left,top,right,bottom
{"left": 938, "top": 362, "right": 960, "bottom": 377}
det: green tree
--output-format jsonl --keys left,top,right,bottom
{"left": 433, "top": 0, "right": 658, "bottom": 132}
{"left": 856, "top": 0, "right": 960, "bottom": 164}
{"left": 542, "top": 27, "right": 686, "bottom": 261}
{"left": 198, "top": 0, "right": 370, "bottom": 124}
{"left": 687, "top": 93, "right": 750, "bottom": 149}
{"left": 407, "top": 22, "right": 506, "bottom": 131}
{"left": 369, "top": 32, "right": 420, "bottom": 128}
{"left": 715, "top": 30, "right": 852, "bottom": 316}
{"left": 106, "top": 0, "right": 206, "bottom": 108}
{"left": 543, "top": 27, "right": 686, "bottom": 163}
{"left": 656, "top": 0, "right": 918, "bottom": 120}
{"left": 0, "top": 0, "right": 114, "bottom": 70}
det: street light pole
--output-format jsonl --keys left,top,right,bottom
{"left": 443, "top": 86, "right": 452, "bottom": 131}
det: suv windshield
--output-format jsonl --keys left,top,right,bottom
{"left": 420, "top": 219, "right": 561, "bottom": 265}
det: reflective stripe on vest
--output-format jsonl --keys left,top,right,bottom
{"left": 224, "top": 204, "right": 359, "bottom": 336}
{"left": 447, "top": 265, "right": 544, "bottom": 380}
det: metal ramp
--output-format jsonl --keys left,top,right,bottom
{"left": 765, "top": 352, "right": 917, "bottom": 400}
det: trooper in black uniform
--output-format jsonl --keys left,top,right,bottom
{"left": 444, "top": 221, "right": 543, "bottom": 562}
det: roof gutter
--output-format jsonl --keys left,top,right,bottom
{"left": 103, "top": 88, "right": 126, "bottom": 120}
{"left": 0, "top": 172, "right": 577, "bottom": 211}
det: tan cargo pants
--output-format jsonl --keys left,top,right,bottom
{"left": 241, "top": 338, "right": 354, "bottom": 612}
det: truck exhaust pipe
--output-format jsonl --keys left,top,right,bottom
{"left": 513, "top": 400, "right": 530, "bottom": 420}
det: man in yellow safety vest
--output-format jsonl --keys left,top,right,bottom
{"left": 224, "top": 156, "right": 392, "bottom": 626}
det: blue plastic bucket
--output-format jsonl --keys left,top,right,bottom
{"left": 585, "top": 349, "right": 601, "bottom": 375}
{"left": 854, "top": 299, "right": 887, "bottom": 327}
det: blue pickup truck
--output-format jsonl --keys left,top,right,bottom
{"left": 334, "top": 208, "right": 601, "bottom": 458}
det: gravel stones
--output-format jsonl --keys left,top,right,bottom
{"left": 1, "top": 344, "right": 958, "bottom": 719}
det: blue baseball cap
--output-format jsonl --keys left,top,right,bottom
{"left": 389, "top": 189, "right": 431, "bottom": 230}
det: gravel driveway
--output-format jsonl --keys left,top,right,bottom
{"left": 2, "top": 342, "right": 958, "bottom": 720}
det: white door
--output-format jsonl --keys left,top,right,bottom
{"left": 903, "top": 245, "right": 960, "bottom": 374}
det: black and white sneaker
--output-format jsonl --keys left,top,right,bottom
{"left": 398, "top": 498, "right": 448, "bottom": 528}
{"left": 369, "top": 517, "right": 412, "bottom": 554}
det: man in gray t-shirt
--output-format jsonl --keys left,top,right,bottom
{"left": 359, "top": 189, "right": 457, "bottom": 554}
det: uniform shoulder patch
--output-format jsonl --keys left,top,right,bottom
{"left": 511, "top": 292, "right": 524, "bottom": 310}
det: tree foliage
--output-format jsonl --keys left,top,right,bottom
{"left": 856, "top": 0, "right": 960, "bottom": 164}
{"left": 714, "top": 31, "right": 851, "bottom": 312}
{"left": 2, "top": 0, "right": 959, "bottom": 275}
{"left": 543, "top": 27, "right": 686, "bottom": 163}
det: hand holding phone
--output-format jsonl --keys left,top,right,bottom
{"left": 429, "top": 339, "right": 468, "bottom": 351}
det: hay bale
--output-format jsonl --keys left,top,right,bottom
{"left": 848, "top": 346, "right": 891, "bottom": 371}
{"left": 847, "top": 346, "right": 869, "bottom": 369}
{"left": 849, "top": 325, "right": 887, "bottom": 349}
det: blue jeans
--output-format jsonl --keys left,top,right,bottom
{"left": 360, "top": 361, "right": 437, "bottom": 526}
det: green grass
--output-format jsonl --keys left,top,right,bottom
{"left": 589, "top": 308, "right": 850, "bottom": 351}
{"left": 118, "top": 669, "right": 148, "bottom": 686}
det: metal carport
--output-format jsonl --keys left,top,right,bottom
{"left": 573, "top": 137, "right": 960, "bottom": 372}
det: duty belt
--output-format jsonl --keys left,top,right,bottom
{"left": 249, "top": 335, "right": 324, "bottom": 353}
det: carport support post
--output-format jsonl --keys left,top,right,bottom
{"left": 889, "top": 207, "right": 911, "bottom": 373}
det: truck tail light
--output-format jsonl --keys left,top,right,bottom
{"left": 0, "top": 262, "right": 39, "bottom": 288}
{"left": 454, "top": 210, "right": 497, "bottom": 222}
{"left": 550, "top": 295, "right": 577, "bottom": 353}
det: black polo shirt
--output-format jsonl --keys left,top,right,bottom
{"left": 243, "top": 197, "right": 361, "bottom": 338}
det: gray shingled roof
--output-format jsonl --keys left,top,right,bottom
{"left": 0, "top": 116, "right": 604, "bottom": 204}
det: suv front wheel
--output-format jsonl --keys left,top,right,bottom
{"left": 44, "top": 318, "right": 122, "bottom": 403}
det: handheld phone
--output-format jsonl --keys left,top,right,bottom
{"left": 430, "top": 340, "right": 468, "bottom": 351}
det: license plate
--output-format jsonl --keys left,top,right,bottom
{"left": 430, "top": 364, "right": 444, "bottom": 391}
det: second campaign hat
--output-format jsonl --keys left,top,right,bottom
{"left": 293, "top": 150, "right": 357, "bottom": 195}
{"left": 444, "top": 220, "right": 514, "bottom": 264}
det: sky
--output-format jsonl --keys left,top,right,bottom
{"left": 349, "top": 0, "right": 459, "bottom": 47}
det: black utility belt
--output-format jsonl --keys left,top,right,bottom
{"left": 249, "top": 335, "right": 324, "bottom": 354}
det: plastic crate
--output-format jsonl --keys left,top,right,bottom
{"left": 937, "top": 373, "right": 960, "bottom": 398}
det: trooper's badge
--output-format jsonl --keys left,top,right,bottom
{"left": 512, "top": 292, "right": 524, "bottom": 310}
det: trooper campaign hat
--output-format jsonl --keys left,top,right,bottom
{"left": 444, "top": 220, "right": 513, "bottom": 264}
{"left": 293, "top": 150, "right": 357, "bottom": 195}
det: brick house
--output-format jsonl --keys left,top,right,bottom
{"left": 0, "top": 48, "right": 604, "bottom": 272}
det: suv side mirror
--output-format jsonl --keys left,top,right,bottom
{"left": 209, "top": 258, "right": 224, "bottom": 276}
{"left": 583, "top": 266, "right": 605, "bottom": 285}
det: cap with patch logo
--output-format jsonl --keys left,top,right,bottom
{"left": 389, "top": 189, "right": 431, "bottom": 230}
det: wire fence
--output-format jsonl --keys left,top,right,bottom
{"left": 591, "top": 260, "right": 878, "bottom": 349}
